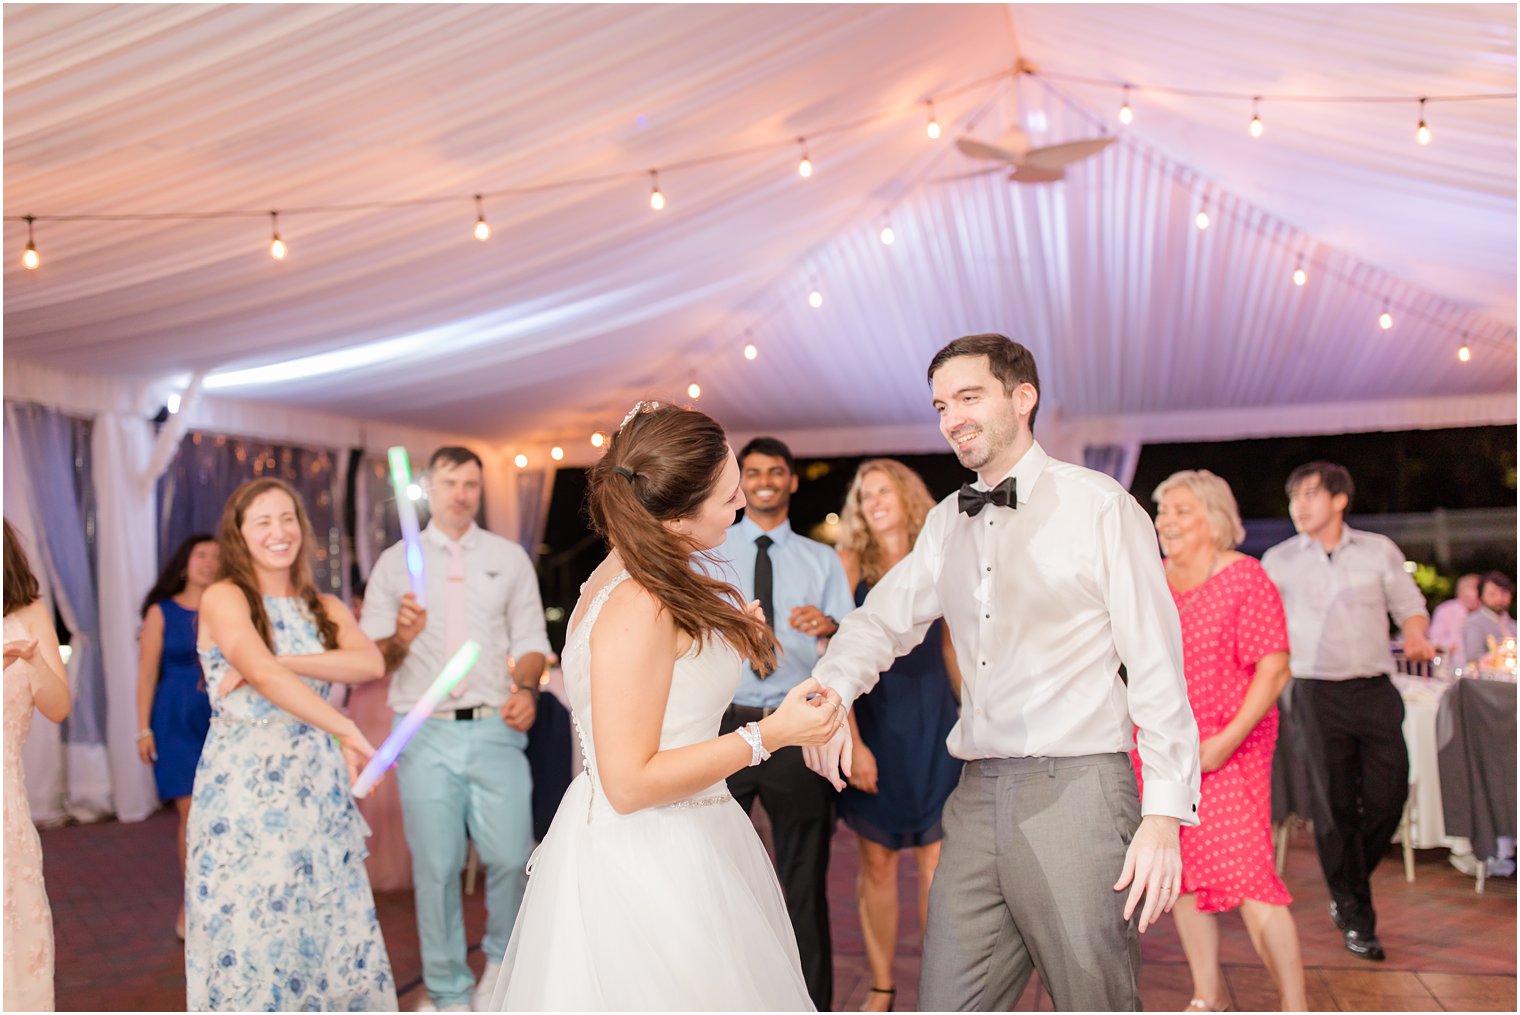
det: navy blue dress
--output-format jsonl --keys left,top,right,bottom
{"left": 838, "top": 581, "right": 962, "bottom": 848}
{"left": 148, "top": 600, "right": 211, "bottom": 800}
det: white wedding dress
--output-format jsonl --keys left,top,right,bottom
{"left": 489, "top": 571, "right": 814, "bottom": 1012}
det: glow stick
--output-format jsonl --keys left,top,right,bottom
{"left": 388, "top": 445, "right": 427, "bottom": 606}
{"left": 352, "top": 640, "right": 482, "bottom": 799}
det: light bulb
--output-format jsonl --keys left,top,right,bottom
{"left": 648, "top": 170, "right": 665, "bottom": 211}
{"left": 1458, "top": 344, "right": 1472, "bottom": 363}
{"left": 797, "top": 138, "right": 812, "bottom": 178}
{"left": 687, "top": 382, "right": 701, "bottom": 399}
{"left": 514, "top": 452, "right": 528, "bottom": 469}
{"left": 1249, "top": 114, "right": 1263, "bottom": 138}
{"left": 879, "top": 225, "right": 895, "bottom": 245}
{"left": 591, "top": 431, "right": 605, "bottom": 448}
{"left": 22, "top": 243, "right": 39, "bottom": 270}
{"left": 550, "top": 446, "right": 564, "bottom": 461}
{"left": 808, "top": 289, "right": 823, "bottom": 309}
{"left": 1417, "top": 121, "right": 1431, "bottom": 146}
{"left": 473, "top": 195, "right": 490, "bottom": 240}
{"left": 927, "top": 118, "right": 941, "bottom": 140}
{"left": 1118, "top": 86, "right": 1133, "bottom": 126}
{"left": 1195, "top": 210, "right": 1210, "bottom": 230}
{"left": 406, "top": 483, "right": 423, "bottom": 501}
{"left": 268, "top": 211, "right": 285, "bottom": 260}
{"left": 1293, "top": 266, "right": 1307, "bottom": 287}
{"left": 743, "top": 343, "right": 758, "bottom": 361}
{"left": 1379, "top": 309, "right": 1393, "bottom": 330}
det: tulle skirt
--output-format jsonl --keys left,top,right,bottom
{"left": 490, "top": 772, "right": 814, "bottom": 1011}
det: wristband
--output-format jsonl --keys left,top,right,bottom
{"left": 136, "top": 728, "right": 154, "bottom": 740}
{"left": 736, "top": 721, "right": 771, "bottom": 767}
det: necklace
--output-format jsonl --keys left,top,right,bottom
{"left": 1170, "top": 551, "right": 1221, "bottom": 618}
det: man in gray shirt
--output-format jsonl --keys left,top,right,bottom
{"left": 1262, "top": 461, "right": 1433, "bottom": 963}
{"left": 1462, "top": 571, "right": 1515, "bottom": 666}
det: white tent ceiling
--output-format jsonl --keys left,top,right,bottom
{"left": 5, "top": 3, "right": 1516, "bottom": 462}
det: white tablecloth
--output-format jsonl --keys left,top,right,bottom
{"left": 1393, "top": 674, "right": 1466, "bottom": 850}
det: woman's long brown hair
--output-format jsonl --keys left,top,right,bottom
{"left": 588, "top": 403, "right": 777, "bottom": 674}
{"left": 837, "top": 458, "right": 937, "bottom": 587}
{"left": 3, "top": 520, "right": 41, "bottom": 616}
{"left": 215, "top": 478, "right": 338, "bottom": 651}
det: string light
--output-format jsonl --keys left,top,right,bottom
{"left": 21, "top": 215, "right": 38, "bottom": 270}
{"left": 1292, "top": 259, "right": 1307, "bottom": 287}
{"left": 1194, "top": 206, "right": 1210, "bottom": 231}
{"left": 879, "top": 223, "right": 895, "bottom": 245}
{"left": 473, "top": 194, "right": 490, "bottom": 241}
{"left": 687, "top": 381, "right": 702, "bottom": 400}
{"left": 743, "top": 342, "right": 758, "bottom": 361}
{"left": 1249, "top": 97, "right": 1263, "bottom": 138}
{"left": 514, "top": 452, "right": 528, "bottom": 468}
{"left": 797, "top": 138, "right": 813, "bottom": 178}
{"left": 648, "top": 170, "right": 665, "bottom": 211}
{"left": 1379, "top": 306, "right": 1394, "bottom": 330}
{"left": 808, "top": 287, "right": 823, "bottom": 308}
{"left": 550, "top": 446, "right": 564, "bottom": 461}
{"left": 1416, "top": 98, "right": 1432, "bottom": 145}
{"left": 1458, "top": 343, "right": 1472, "bottom": 363}
{"left": 925, "top": 101, "right": 941, "bottom": 140}
{"left": 269, "top": 211, "right": 286, "bottom": 260}
{"left": 1118, "top": 85, "right": 1133, "bottom": 126}
{"left": 590, "top": 431, "right": 605, "bottom": 448}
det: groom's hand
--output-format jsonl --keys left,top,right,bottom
{"left": 803, "top": 719, "right": 852, "bottom": 791}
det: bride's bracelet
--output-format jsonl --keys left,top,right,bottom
{"left": 736, "top": 721, "right": 770, "bottom": 767}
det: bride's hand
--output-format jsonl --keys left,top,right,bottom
{"left": 759, "top": 677, "right": 845, "bottom": 749}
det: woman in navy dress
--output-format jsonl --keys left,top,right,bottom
{"left": 135, "top": 533, "right": 219, "bottom": 940}
{"left": 835, "top": 459, "right": 962, "bottom": 1012}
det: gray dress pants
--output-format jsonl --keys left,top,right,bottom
{"left": 919, "top": 753, "right": 1143, "bottom": 1011}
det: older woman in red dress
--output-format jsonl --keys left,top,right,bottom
{"left": 1138, "top": 470, "right": 1306, "bottom": 1012}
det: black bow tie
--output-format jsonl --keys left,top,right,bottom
{"left": 958, "top": 477, "right": 1017, "bottom": 516}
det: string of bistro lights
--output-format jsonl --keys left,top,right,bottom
{"left": 8, "top": 64, "right": 1514, "bottom": 464}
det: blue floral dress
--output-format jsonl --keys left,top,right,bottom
{"left": 186, "top": 595, "right": 396, "bottom": 1012}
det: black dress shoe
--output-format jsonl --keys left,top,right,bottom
{"left": 1329, "top": 901, "right": 1347, "bottom": 931}
{"left": 1342, "top": 927, "right": 1386, "bottom": 961}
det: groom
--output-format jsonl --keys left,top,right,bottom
{"left": 806, "top": 333, "right": 1201, "bottom": 1010}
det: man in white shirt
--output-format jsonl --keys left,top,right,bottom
{"left": 1428, "top": 573, "right": 1479, "bottom": 667}
{"left": 360, "top": 447, "right": 551, "bottom": 1012}
{"left": 1261, "top": 462, "right": 1433, "bottom": 963}
{"left": 806, "top": 334, "right": 1201, "bottom": 1011}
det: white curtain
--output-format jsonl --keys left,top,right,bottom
{"left": 1083, "top": 442, "right": 1143, "bottom": 491}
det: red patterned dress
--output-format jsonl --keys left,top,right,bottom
{"left": 1135, "top": 556, "right": 1293, "bottom": 913}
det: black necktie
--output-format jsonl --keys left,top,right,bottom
{"left": 958, "top": 477, "right": 1017, "bottom": 516}
{"left": 753, "top": 534, "right": 775, "bottom": 630}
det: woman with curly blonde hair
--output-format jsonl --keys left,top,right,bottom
{"left": 836, "top": 459, "right": 962, "bottom": 1012}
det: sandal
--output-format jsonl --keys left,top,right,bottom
{"left": 863, "top": 986, "right": 896, "bottom": 1012}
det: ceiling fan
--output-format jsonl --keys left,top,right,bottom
{"left": 953, "top": 127, "right": 1116, "bottom": 183}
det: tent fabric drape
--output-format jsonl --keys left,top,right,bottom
{"left": 4, "top": 401, "right": 112, "bottom": 822}
{"left": 1082, "top": 443, "right": 1142, "bottom": 491}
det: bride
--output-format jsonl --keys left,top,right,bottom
{"left": 490, "top": 401, "right": 843, "bottom": 1012}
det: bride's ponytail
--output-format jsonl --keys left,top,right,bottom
{"left": 588, "top": 403, "right": 777, "bottom": 674}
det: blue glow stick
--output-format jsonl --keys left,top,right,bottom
{"left": 388, "top": 445, "right": 426, "bottom": 606}
{"left": 352, "top": 641, "right": 482, "bottom": 798}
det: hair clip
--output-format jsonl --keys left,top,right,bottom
{"left": 618, "top": 399, "right": 662, "bottom": 432}
{"left": 611, "top": 465, "right": 636, "bottom": 480}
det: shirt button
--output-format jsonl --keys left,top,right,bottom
{"left": 985, "top": 613, "right": 991, "bottom": 619}
{"left": 985, "top": 565, "right": 992, "bottom": 573}
{"left": 975, "top": 707, "right": 984, "bottom": 716}
{"left": 980, "top": 660, "right": 987, "bottom": 667}
{"left": 988, "top": 519, "right": 994, "bottom": 526}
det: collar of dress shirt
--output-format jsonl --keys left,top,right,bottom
{"left": 735, "top": 514, "right": 795, "bottom": 546}
{"left": 1292, "top": 523, "right": 1363, "bottom": 556}
{"left": 423, "top": 519, "right": 480, "bottom": 549}
{"left": 971, "top": 439, "right": 1047, "bottom": 507}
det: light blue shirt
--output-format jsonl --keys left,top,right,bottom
{"left": 716, "top": 516, "right": 855, "bottom": 709}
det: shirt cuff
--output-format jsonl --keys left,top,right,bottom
{"left": 1139, "top": 779, "right": 1201, "bottom": 827}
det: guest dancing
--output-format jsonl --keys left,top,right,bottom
{"left": 835, "top": 459, "right": 962, "bottom": 1013}
{"left": 1142, "top": 471, "right": 1305, "bottom": 1012}
{"left": 3, "top": 520, "right": 72, "bottom": 1012}
{"left": 187, "top": 479, "right": 396, "bottom": 1011}
{"left": 490, "top": 401, "right": 842, "bottom": 1011}
{"left": 135, "top": 532, "right": 219, "bottom": 940}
